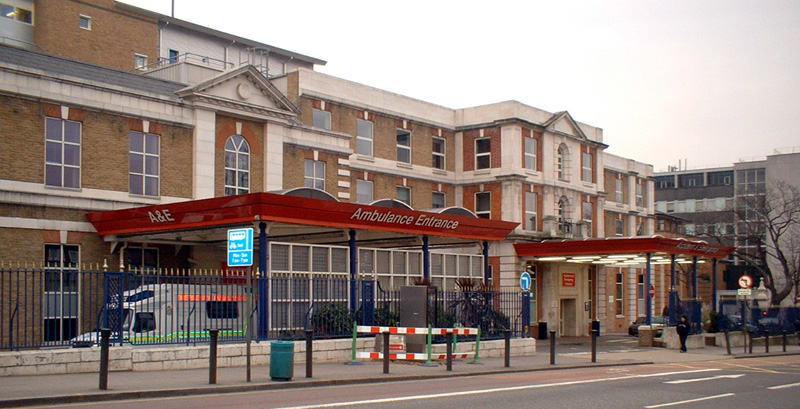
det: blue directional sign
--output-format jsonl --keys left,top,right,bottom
{"left": 227, "top": 228, "right": 253, "bottom": 267}
{"left": 520, "top": 271, "right": 532, "bottom": 292}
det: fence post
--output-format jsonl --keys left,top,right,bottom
{"left": 724, "top": 329, "right": 731, "bottom": 355}
{"left": 591, "top": 329, "right": 598, "bottom": 363}
{"left": 549, "top": 330, "right": 556, "bottom": 365}
{"left": 765, "top": 332, "right": 769, "bottom": 353}
{"left": 345, "top": 321, "right": 361, "bottom": 365}
{"left": 748, "top": 330, "right": 753, "bottom": 354}
{"left": 99, "top": 328, "right": 111, "bottom": 390}
{"left": 382, "top": 331, "right": 390, "bottom": 374}
{"left": 504, "top": 329, "right": 511, "bottom": 368}
{"left": 208, "top": 329, "right": 219, "bottom": 384}
{"left": 305, "top": 329, "right": 313, "bottom": 378}
{"left": 446, "top": 331, "right": 453, "bottom": 371}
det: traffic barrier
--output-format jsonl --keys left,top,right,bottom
{"left": 352, "top": 325, "right": 480, "bottom": 363}
{"left": 357, "top": 352, "right": 474, "bottom": 360}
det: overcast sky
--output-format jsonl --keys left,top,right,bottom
{"left": 125, "top": 0, "right": 800, "bottom": 172}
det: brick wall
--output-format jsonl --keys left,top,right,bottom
{"left": 34, "top": 0, "right": 159, "bottom": 71}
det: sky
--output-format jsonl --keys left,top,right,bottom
{"left": 124, "top": 0, "right": 800, "bottom": 172}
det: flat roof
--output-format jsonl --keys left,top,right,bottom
{"left": 514, "top": 236, "right": 734, "bottom": 260}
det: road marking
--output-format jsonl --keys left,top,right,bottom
{"left": 768, "top": 382, "right": 800, "bottom": 390}
{"left": 665, "top": 374, "right": 744, "bottom": 384}
{"left": 645, "top": 393, "right": 735, "bottom": 408}
{"left": 274, "top": 369, "right": 721, "bottom": 409}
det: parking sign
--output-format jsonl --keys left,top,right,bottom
{"left": 227, "top": 228, "right": 253, "bottom": 267}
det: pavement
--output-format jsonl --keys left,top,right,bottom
{"left": 1, "top": 333, "right": 799, "bottom": 408}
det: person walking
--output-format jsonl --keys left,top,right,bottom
{"left": 676, "top": 315, "right": 690, "bottom": 352}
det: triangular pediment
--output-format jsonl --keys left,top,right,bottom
{"left": 542, "top": 111, "right": 587, "bottom": 140}
{"left": 176, "top": 65, "right": 299, "bottom": 118}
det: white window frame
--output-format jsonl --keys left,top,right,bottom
{"left": 78, "top": 14, "right": 91, "bottom": 30}
{"left": 525, "top": 191, "right": 537, "bottom": 231}
{"left": 129, "top": 131, "right": 160, "bottom": 197}
{"left": 357, "top": 179, "right": 373, "bottom": 204}
{"left": 524, "top": 136, "right": 537, "bottom": 171}
{"left": 581, "top": 152, "right": 593, "bottom": 182}
{"left": 615, "top": 272, "right": 624, "bottom": 316}
{"left": 432, "top": 191, "right": 445, "bottom": 209}
{"left": 582, "top": 201, "right": 592, "bottom": 234}
{"left": 635, "top": 183, "right": 644, "bottom": 207}
{"left": 224, "top": 135, "right": 250, "bottom": 196}
{"left": 475, "top": 192, "right": 491, "bottom": 219}
{"left": 615, "top": 218, "right": 624, "bottom": 236}
{"left": 45, "top": 117, "right": 81, "bottom": 189}
{"left": 43, "top": 244, "right": 80, "bottom": 342}
{"left": 397, "top": 186, "right": 411, "bottom": 206}
{"left": 557, "top": 145, "right": 568, "bottom": 181}
{"left": 475, "top": 138, "right": 491, "bottom": 170}
{"left": 357, "top": 119, "right": 373, "bottom": 156}
{"left": 397, "top": 129, "right": 411, "bottom": 164}
{"left": 432, "top": 137, "right": 445, "bottom": 170}
{"left": 304, "top": 159, "right": 325, "bottom": 190}
{"left": 312, "top": 109, "right": 331, "bottom": 130}
{"left": 134, "top": 54, "right": 148, "bottom": 70}
{"left": 615, "top": 179, "right": 624, "bottom": 203}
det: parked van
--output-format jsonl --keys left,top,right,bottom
{"left": 72, "top": 283, "right": 253, "bottom": 346}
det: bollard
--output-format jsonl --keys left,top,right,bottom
{"left": 208, "top": 329, "right": 219, "bottom": 384}
{"left": 446, "top": 332, "right": 453, "bottom": 371}
{"left": 591, "top": 329, "right": 598, "bottom": 363}
{"left": 743, "top": 328, "right": 748, "bottom": 354}
{"left": 345, "top": 321, "right": 361, "bottom": 365}
{"left": 782, "top": 330, "right": 787, "bottom": 352}
{"left": 765, "top": 332, "right": 769, "bottom": 353}
{"left": 305, "top": 329, "right": 313, "bottom": 378}
{"left": 382, "top": 331, "right": 390, "bottom": 374}
{"left": 99, "top": 328, "right": 111, "bottom": 390}
{"left": 724, "top": 329, "right": 731, "bottom": 355}
{"left": 504, "top": 329, "right": 511, "bottom": 368}
{"left": 422, "top": 324, "right": 436, "bottom": 367}
{"left": 748, "top": 331, "right": 753, "bottom": 354}
{"left": 469, "top": 327, "right": 482, "bottom": 365}
{"left": 549, "top": 330, "right": 556, "bottom": 365}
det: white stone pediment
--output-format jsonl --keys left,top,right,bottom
{"left": 544, "top": 111, "right": 587, "bottom": 140}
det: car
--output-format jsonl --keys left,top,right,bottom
{"left": 628, "top": 316, "right": 667, "bottom": 336}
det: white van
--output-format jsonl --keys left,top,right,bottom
{"left": 73, "top": 283, "right": 254, "bottom": 345}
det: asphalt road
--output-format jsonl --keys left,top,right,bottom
{"left": 26, "top": 354, "right": 800, "bottom": 409}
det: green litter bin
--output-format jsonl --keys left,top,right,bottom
{"left": 270, "top": 341, "right": 294, "bottom": 381}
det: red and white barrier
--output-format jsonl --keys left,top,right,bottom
{"left": 356, "top": 326, "right": 479, "bottom": 335}
{"left": 357, "top": 351, "right": 474, "bottom": 361}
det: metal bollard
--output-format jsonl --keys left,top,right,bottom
{"left": 549, "top": 330, "right": 556, "bottom": 365}
{"left": 743, "top": 328, "right": 748, "bottom": 354}
{"left": 748, "top": 331, "right": 753, "bottom": 354}
{"left": 446, "top": 333, "right": 453, "bottom": 371}
{"left": 504, "top": 329, "right": 511, "bottom": 368}
{"left": 208, "top": 329, "right": 219, "bottom": 384}
{"left": 782, "top": 330, "right": 787, "bottom": 352}
{"left": 99, "top": 328, "right": 111, "bottom": 390}
{"left": 382, "top": 331, "right": 390, "bottom": 374}
{"left": 305, "top": 329, "right": 313, "bottom": 378}
{"left": 724, "top": 329, "right": 731, "bottom": 355}
{"left": 591, "top": 329, "right": 598, "bottom": 363}
{"left": 765, "top": 332, "right": 770, "bottom": 353}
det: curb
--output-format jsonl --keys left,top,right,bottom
{"left": 0, "top": 361, "right": 652, "bottom": 408}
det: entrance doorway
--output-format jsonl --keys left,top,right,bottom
{"left": 560, "top": 298, "right": 577, "bottom": 336}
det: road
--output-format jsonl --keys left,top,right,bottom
{"left": 29, "top": 354, "right": 800, "bottom": 409}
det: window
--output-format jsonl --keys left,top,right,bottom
{"left": 134, "top": 54, "right": 148, "bottom": 70}
{"left": 127, "top": 247, "right": 158, "bottom": 273}
{"left": 397, "top": 186, "right": 411, "bottom": 206}
{"left": 168, "top": 49, "right": 179, "bottom": 64}
{"left": 45, "top": 117, "right": 81, "bottom": 189}
{"left": 635, "top": 183, "right": 644, "bottom": 207}
{"left": 556, "top": 144, "right": 568, "bottom": 180}
{"left": 615, "top": 272, "right": 624, "bottom": 316}
{"left": 78, "top": 14, "right": 91, "bottom": 30}
{"left": 224, "top": 135, "right": 250, "bottom": 196}
{"left": 615, "top": 218, "right": 624, "bottom": 236}
{"left": 657, "top": 219, "right": 666, "bottom": 231}
{"left": 432, "top": 191, "right": 445, "bottom": 209}
{"left": 581, "top": 152, "right": 593, "bottom": 182}
{"left": 313, "top": 109, "right": 331, "bottom": 130}
{"left": 133, "top": 312, "right": 156, "bottom": 333}
{"left": 615, "top": 179, "right": 623, "bottom": 203}
{"left": 304, "top": 159, "right": 325, "bottom": 190}
{"left": 637, "top": 273, "right": 645, "bottom": 314}
{"left": 357, "top": 180, "right": 373, "bottom": 204}
{"left": 206, "top": 301, "right": 239, "bottom": 319}
{"left": 395, "top": 129, "right": 411, "bottom": 164}
{"left": 1, "top": 4, "right": 32, "bottom": 24}
{"left": 582, "top": 201, "right": 592, "bottom": 235}
{"left": 129, "top": 131, "right": 160, "bottom": 196}
{"left": 475, "top": 192, "right": 491, "bottom": 219}
{"left": 685, "top": 223, "right": 696, "bottom": 235}
{"left": 475, "top": 138, "right": 491, "bottom": 170}
{"left": 656, "top": 175, "right": 675, "bottom": 189}
{"left": 524, "top": 137, "right": 537, "bottom": 171}
{"left": 525, "top": 191, "right": 537, "bottom": 231}
{"left": 432, "top": 137, "right": 445, "bottom": 170}
{"left": 636, "top": 221, "right": 644, "bottom": 235}
{"left": 356, "top": 119, "right": 373, "bottom": 156}
{"left": 44, "top": 244, "right": 79, "bottom": 342}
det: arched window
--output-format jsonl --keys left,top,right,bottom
{"left": 557, "top": 144, "right": 569, "bottom": 181}
{"left": 225, "top": 135, "right": 250, "bottom": 196}
{"left": 557, "top": 196, "right": 572, "bottom": 233}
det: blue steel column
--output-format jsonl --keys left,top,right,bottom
{"left": 692, "top": 256, "right": 698, "bottom": 299}
{"left": 349, "top": 229, "right": 358, "bottom": 312}
{"left": 422, "top": 236, "right": 430, "bottom": 282}
{"left": 646, "top": 253, "right": 652, "bottom": 325}
{"left": 483, "top": 241, "right": 490, "bottom": 285}
{"left": 668, "top": 254, "right": 677, "bottom": 324}
{"left": 257, "top": 222, "right": 268, "bottom": 340}
{"left": 711, "top": 258, "right": 718, "bottom": 314}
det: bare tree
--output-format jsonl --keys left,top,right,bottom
{"left": 731, "top": 181, "right": 800, "bottom": 305}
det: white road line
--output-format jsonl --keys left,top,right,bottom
{"left": 768, "top": 382, "right": 800, "bottom": 390}
{"left": 644, "top": 393, "right": 735, "bottom": 408}
{"left": 273, "top": 369, "right": 720, "bottom": 409}
{"left": 665, "top": 374, "right": 744, "bottom": 384}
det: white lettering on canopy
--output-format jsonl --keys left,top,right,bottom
{"left": 350, "top": 208, "right": 459, "bottom": 230}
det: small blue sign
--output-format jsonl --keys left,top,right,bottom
{"left": 520, "top": 271, "right": 531, "bottom": 292}
{"left": 227, "top": 228, "right": 253, "bottom": 267}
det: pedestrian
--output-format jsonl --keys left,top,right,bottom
{"left": 676, "top": 315, "right": 690, "bottom": 353}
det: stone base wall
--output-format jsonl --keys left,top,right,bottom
{"left": 0, "top": 337, "right": 537, "bottom": 377}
